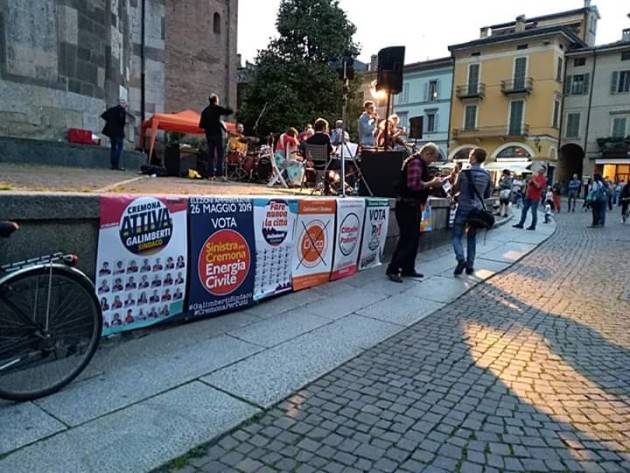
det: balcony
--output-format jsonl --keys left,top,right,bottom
{"left": 452, "top": 125, "right": 530, "bottom": 140}
{"left": 456, "top": 83, "right": 486, "bottom": 100}
{"left": 597, "top": 137, "right": 630, "bottom": 158}
{"left": 501, "top": 77, "right": 534, "bottom": 95}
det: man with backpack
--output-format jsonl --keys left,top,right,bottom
{"left": 588, "top": 173, "right": 610, "bottom": 228}
{"left": 450, "top": 148, "right": 491, "bottom": 276}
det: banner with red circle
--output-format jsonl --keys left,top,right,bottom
{"left": 292, "top": 199, "right": 336, "bottom": 291}
{"left": 188, "top": 197, "right": 256, "bottom": 317}
{"left": 331, "top": 198, "right": 365, "bottom": 281}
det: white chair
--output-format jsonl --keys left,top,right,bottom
{"left": 267, "top": 149, "right": 288, "bottom": 188}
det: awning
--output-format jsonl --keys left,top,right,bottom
{"left": 595, "top": 158, "right": 630, "bottom": 165}
{"left": 483, "top": 161, "right": 532, "bottom": 173}
{"left": 140, "top": 110, "right": 237, "bottom": 160}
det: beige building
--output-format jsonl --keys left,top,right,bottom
{"left": 448, "top": 5, "right": 599, "bottom": 183}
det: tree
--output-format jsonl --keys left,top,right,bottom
{"left": 238, "top": 0, "right": 359, "bottom": 138}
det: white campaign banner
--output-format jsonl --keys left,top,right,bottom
{"left": 95, "top": 195, "right": 188, "bottom": 335}
{"left": 358, "top": 198, "right": 390, "bottom": 271}
{"left": 253, "top": 198, "right": 298, "bottom": 300}
{"left": 331, "top": 198, "right": 365, "bottom": 280}
{"left": 292, "top": 199, "right": 336, "bottom": 291}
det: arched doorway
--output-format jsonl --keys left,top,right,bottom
{"left": 449, "top": 145, "right": 474, "bottom": 161}
{"left": 558, "top": 143, "right": 584, "bottom": 185}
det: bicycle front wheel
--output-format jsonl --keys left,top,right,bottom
{"left": 0, "top": 265, "right": 102, "bottom": 401}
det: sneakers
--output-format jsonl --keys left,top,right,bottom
{"left": 465, "top": 267, "right": 474, "bottom": 275}
{"left": 512, "top": 224, "right": 524, "bottom": 229}
{"left": 402, "top": 270, "right": 424, "bottom": 279}
{"left": 454, "top": 261, "right": 466, "bottom": 276}
{"left": 526, "top": 226, "right": 536, "bottom": 231}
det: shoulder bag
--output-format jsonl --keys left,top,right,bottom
{"left": 465, "top": 170, "right": 495, "bottom": 230}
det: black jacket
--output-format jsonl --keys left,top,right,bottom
{"left": 101, "top": 105, "right": 126, "bottom": 139}
{"left": 199, "top": 103, "right": 233, "bottom": 137}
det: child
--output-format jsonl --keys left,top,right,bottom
{"left": 545, "top": 186, "right": 555, "bottom": 211}
{"left": 544, "top": 202, "right": 553, "bottom": 223}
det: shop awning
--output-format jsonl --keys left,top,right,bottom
{"left": 483, "top": 160, "right": 532, "bottom": 174}
{"left": 140, "top": 110, "right": 237, "bottom": 160}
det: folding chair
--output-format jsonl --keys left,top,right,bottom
{"left": 303, "top": 144, "right": 330, "bottom": 194}
{"left": 267, "top": 149, "right": 289, "bottom": 188}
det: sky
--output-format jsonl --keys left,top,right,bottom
{"left": 237, "top": 0, "right": 629, "bottom": 65}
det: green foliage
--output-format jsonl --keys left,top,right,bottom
{"left": 238, "top": 0, "right": 360, "bottom": 138}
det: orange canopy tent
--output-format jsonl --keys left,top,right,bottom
{"left": 141, "top": 109, "right": 236, "bottom": 160}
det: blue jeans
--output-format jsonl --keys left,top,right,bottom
{"left": 110, "top": 136, "right": 124, "bottom": 169}
{"left": 517, "top": 198, "right": 539, "bottom": 228}
{"left": 452, "top": 221, "right": 477, "bottom": 268}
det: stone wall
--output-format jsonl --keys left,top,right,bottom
{"left": 164, "top": 0, "right": 238, "bottom": 114}
{"left": 0, "top": 0, "right": 165, "bottom": 146}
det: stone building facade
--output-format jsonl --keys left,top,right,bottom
{"left": 0, "top": 0, "right": 238, "bottom": 147}
{"left": 165, "top": 0, "right": 238, "bottom": 113}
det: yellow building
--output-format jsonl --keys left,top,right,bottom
{"left": 448, "top": 6, "right": 599, "bottom": 182}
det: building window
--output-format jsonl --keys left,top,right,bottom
{"left": 496, "top": 145, "right": 531, "bottom": 159}
{"left": 565, "top": 73, "right": 590, "bottom": 95}
{"left": 611, "top": 71, "right": 630, "bottom": 94}
{"left": 552, "top": 99, "right": 560, "bottom": 129}
{"left": 508, "top": 100, "right": 524, "bottom": 135}
{"left": 396, "top": 82, "right": 409, "bottom": 104}
{"left": 513, "top": 57, "right": 527, "bottom": 89}
{"left": 574, "top": 57, "right": 586, "bottom": 67}
{"left": 425, "top": 112, "right": 437, "bottom": 133}
{"left": 612, "top": 117, "right": 628, "bottom": 138}
{"left": 622, "top": 51, "right": 630, "bottom": 61}
{"left": 468, "top": 64, "right": 480, "bottom": 94}
{"left": 397, "top": 112, "right": 408, "bottom": 130}
{"left": 566, "top": 113, "right": 581, "bottom": 138}
{"left": 213, "top": 13, "right": 221, "bottom": 34}
{"left": 428, "top": 80, "right": 439, "bottom": 101}
{"left": 556, "top": 57, "right": 563, "bottom": 82}
{"left": 464, "top": 105, "right": 477, "bottom": 130}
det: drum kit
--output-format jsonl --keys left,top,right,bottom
{"left": 226, "top": 144, "right": 272, "bottom": 183}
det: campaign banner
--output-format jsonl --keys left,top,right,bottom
{"left": 358, "top": 198, "right": 390, "bottom": 271}
{"left": 95, "top": 195, "right": 188, "bottom": 335}
{"left": 253, "top": 198, "right": 298, "bottom": 300}
{"left": 331, "top": 198, "right": 365, "bottom": 281}
{"left": 188, "top": 197, "right": 256, "bottom": 317}
{"left": 420, "top": 201, "right": 433, "bottom": 233}
{"left": 292, "top": 199, "right": 336, "bottom": 291}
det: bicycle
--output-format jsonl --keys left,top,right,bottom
{"left": 0, "top": 222, "right": 102, "bottom": 401}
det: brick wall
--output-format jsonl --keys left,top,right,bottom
{"left": 164, "top": 0, "right": 238, "bottom": 115}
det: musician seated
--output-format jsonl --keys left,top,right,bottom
{"left": 275, "top": 128, "right": 305, "bottom": 187}
{"left": 377, "top": 114, "right": 405, "bottom": 149}
{"left": 305, "top": 118, "right": 334, "bottom": 161}
{"left": 228, "top": 123, "right": 249, "bottom": 156}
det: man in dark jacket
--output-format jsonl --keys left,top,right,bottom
{"left": 101, "top": 100, "right": 128, "bottom": 171}
{"left": 386, "top": 143, "right": 444, "bottom": 283}
{"left": 199, "top": 94, "right": 233, "bottom": 180}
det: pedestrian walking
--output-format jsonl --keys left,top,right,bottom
{"left": 498, "top": 169, "right": 513, "bottom": 217}
{"left": 567, "top": 173, "right": 581, "bottom": 212}
{"left": 605, "top": 179, "right": 614, "bottom": 211}
{"left": 451, "top": 148, "right": 491, "bottom": 276}
{"left": 552, "top": 182, "right": 562, "bottom": 213}
{"left": 511, "top": 175, "right": 523, "bottom": 208}
{"left": 199, "top": 94, "right": 233, "bottom": 181}
{"left": 613, "top": 181, "right": 623, "bottom": 206}
{"left": 588, "top": 173, "right": 609, "bottom": 228}
{"left": 513, "top": 167, "right": 547, "bottom": 231}
{"left": 101, "top": 99, "right": 129, "bottom": 171}
{"left": 386, "top": 143, "right": 444, "bottom": 283}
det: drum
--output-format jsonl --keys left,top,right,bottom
{"left": 254, "top": 156, "right": 272, "bottom": 182}
{"left": 227, "top": 151, "right": 242, "bottom": 166}
{"left": 242, "top": 153, "right": 257, "bottom": 174}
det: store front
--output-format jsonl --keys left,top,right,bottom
{"left": 597, "top": 159, "right": 630, "bottom": 183}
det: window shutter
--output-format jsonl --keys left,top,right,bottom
{"left": 564, "top": 75, "right": 572, "bottom": 95}
{"left": 583, "top": 73, "right": 590, "bottom": 95}
{"left": 434, "top": 113, "right": 439, "bottom": 132}
{"left": 435, "top": 81, "right": 440, "bottom": 100}
{"left": 424, "top": 82, "right": 429, "bottom": 101}
{"left": 611, "top": 71, "right": 619, "bottom": 94}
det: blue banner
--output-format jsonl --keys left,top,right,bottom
{"left": 187, "top": 197, "right": 256, "bottom": 317}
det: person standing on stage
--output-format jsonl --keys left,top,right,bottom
{"left": 358, "top": 101, "right": 378, "bottom": 147}
{"left": 199, "top": 94, "right": 233, "bottom": 181}
{"left": 101, "top": 99, "right": 129, "bottom": 171}
{"left": 330, "top": 120, "right": 349, "bottom": 146}
{"left": 386, "top": 143, "right": 444, "bottom": 283}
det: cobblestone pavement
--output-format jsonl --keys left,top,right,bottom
{"left": 159, "top": 211, "right": 630, "bottom": 473}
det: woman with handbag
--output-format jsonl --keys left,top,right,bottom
{"left": 450, "top": 148, "right": 492, "bottom": 276}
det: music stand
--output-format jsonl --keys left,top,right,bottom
{"left": 335, "top": 142, "right": 373, "bottom": 197}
